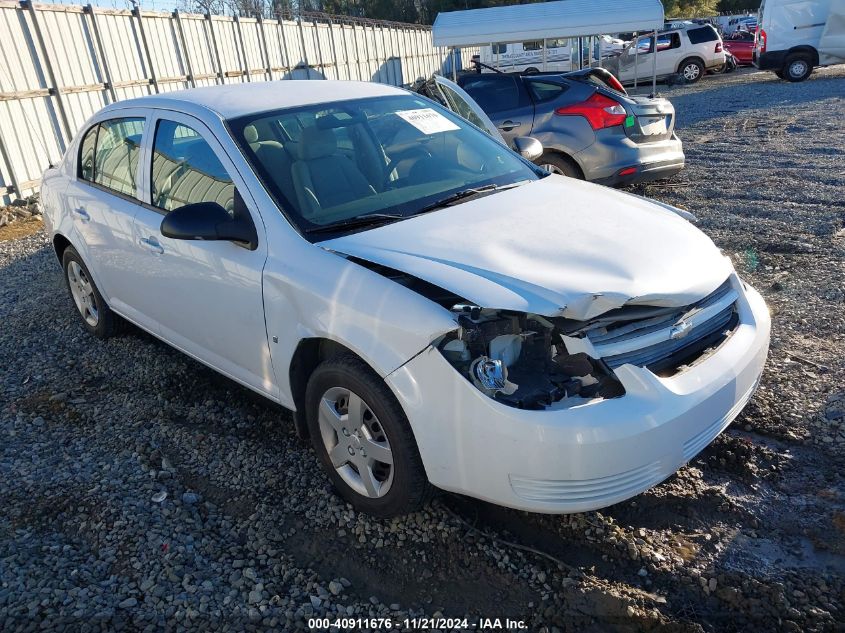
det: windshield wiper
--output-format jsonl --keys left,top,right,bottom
{"left": 304, "top": 212, "right": 405, "bottom": 236}
{"left": 411, "top": 181, "right": 529, "bottom": 216}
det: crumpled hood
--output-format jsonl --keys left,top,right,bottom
{"left": 318, "top": 176, "right": 733, "bottom": 320}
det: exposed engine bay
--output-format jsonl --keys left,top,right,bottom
{"left": 436, "top": 306, "right": 625, "bottom": 410}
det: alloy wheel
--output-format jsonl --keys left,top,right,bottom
{"left": 317, "top": 386, "right": 394, "bottom": 498}
{"left": 540, "top": 163, "right": 564, "bottom": 175}
{"left": 683, "top": 63, "right": 701, "bottom": 81}
{"left": 67, "top": 261, "right": 99, "bottom": 327}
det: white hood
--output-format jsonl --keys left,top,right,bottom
{"left": 319, "top": 176, "right": 733, "bottom": 320}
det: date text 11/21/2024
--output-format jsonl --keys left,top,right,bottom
{"left": 307, "top": 617, "right": 528, "bottom": 630}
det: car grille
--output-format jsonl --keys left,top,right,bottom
{"left": 585, "top": 279, "right": 739, "bottom": 375}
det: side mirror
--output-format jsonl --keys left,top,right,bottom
{"left": 160, "top": 191, "right": 257, "bottom": 250}
{"left": 512, "top": 136, "right": 543, "bottom": 162}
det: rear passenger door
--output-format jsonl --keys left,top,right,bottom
{"left": 62, "top": 111, "right": 149, "bottom": 325}
{"left": 129, "top": 111, "right": 276, "bottom": 398}
{"left": 458, "top": 74, "right": 533, "bottom": 145}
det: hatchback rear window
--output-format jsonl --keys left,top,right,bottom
{"left": 687, "top": 26, "right": 719, "bottom": 44}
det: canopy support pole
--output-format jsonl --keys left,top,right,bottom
{"left": 651, "top": 28, "right": 658, "bottom": 95}
{"left": 633, "top": 32, "right": 639, "bottom": 89}
{"left": 451, "top": 47, "right": 457, "bottom": 81}
{"left": 542, "top": 38, "right": 547, "bottom": 71}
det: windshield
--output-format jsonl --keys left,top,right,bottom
{"left": 229, "top": 94, "right": 539, "bottom": 237}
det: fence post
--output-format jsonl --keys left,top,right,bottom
{"left": 312, "top": 18, "right": 325, "bottom": 78}
{"left": 0, "top": 129, "right": 22, "bottom": 199}
{"left": 350, "top": 21, "right": 362, "bottom": 80}
{"left": 205, "top": 13, "right": 224, "bottom": 84}
{"left": 276, "top": 15, "right": 292, "bottom": 79}
{"left": 296, "top": 17, "right": 309, "bottom": 77}
{"left": 86, "top": 4, "right": 118, "bottom": 103}
{"left": 23, "top": 0, "right": 72, "bottom": 147}
{"left": 233, "top": 15, "right": 250, "bottom": 82}
{"left": 133, "top": 6, "right": 159, "bottom": 93}
{"left": 174, "top": 10, "right": 197, "bottom": 88}
{"left": 379, "top": 23, "right": 389, "bottom": 83}
{"left": 256, "top": 16, "right": 272, "bottom": 81}
{"left": 339, "top": 20, "right": 352, "bottom": 81}
{"left": 326, "top": 17, "right": 339, "bottom": 80}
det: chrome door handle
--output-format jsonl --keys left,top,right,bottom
{"left": 139, "top": 236, "right": 164, "bottom": 255}
{"left": 497, "top": 120, "right": 521, "bottom": 131}
{"left": 72, "top": 208, "right": 90, "bottom": 222}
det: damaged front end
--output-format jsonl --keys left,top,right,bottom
{"left": 433, "top": 278, "right": 742, "bottom": 411}
{"left": 435, "top": 306, "right": 625, "bottom": 410}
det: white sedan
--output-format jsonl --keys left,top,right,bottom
{"left": 41, "top": 81, "right": 770, "bottom": 517}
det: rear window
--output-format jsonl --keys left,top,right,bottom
{"left": 687, "top": 26, "right": 719, "bottom": 44}
{"left": 525, "top": 79, "right": 567, "bottom": 102}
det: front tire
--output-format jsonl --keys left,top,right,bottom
{"left": 62, "top": 246, "right": 119, "bottom": 339}
{"left": 305, "top": 355, "right": 432, "bottom": 518}
{"left": 679, "top": 58, "right": 705, "bottom": 83}
{"left": 783, "top": 53, "right": 813, "bottom": 82}
{"left": 538, "top": 152, "right": 582, "bottom": 178}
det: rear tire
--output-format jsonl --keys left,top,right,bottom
{"left": 538, "top": 152, "right": 582, "bottom": 178}
{"left": 305, "top": 355, "right": 432, "bottom": 518}
{"left": 62, "top": 246, "right": 119, "bottom": 339}
{"left": 678, "top": 58, "right": 705, "bottom": 83}
{"left": 782, "top": 53, "right": 813, "bottom": 82}
{"left": 524, "top": 67, "right": 540, "bottom": 74}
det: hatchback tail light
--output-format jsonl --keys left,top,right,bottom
{"left": 715, "top": 41, "right": 723, "bottom": 53}
{"left": 555, "top": 93, "right": 627, "bottom": 130}
{"left": 757, "top": 29, "right": 766, "bottom": 53}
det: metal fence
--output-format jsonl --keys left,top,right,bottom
{"left": 0, "top": 1, "right": 477, "bottom": 203}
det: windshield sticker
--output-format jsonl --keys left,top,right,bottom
{"left": 396, "top": 108, "right": 460, "bottom": 134}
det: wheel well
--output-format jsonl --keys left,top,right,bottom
{"left": 540, "top": 150, "right": 584, "bottom": 179}
{"left": 787, "top": 46, "right": 819, "bottom": 66}
{"left": 288, "top": 338, "right": 359, "bottom": 439}
{"left": 52, "top": 234, "right": 71, "bottom": 263}
{"left": 678, "top": 56, "right": 705, "bottom": 73}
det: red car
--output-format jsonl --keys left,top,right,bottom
{"left": 723, "top": 31, "right": 755, "bottom": 65}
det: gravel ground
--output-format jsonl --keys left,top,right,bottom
{"left": 1, "top": 66, "right": 844, "bottom": 633}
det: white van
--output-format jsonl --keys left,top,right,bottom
{"left": 477, "top": 39, "right": 572, "bottom": 73}
{"left": 754, "top": 0, "right": 845, "bottom": 81}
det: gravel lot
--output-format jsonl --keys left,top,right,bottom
{"left": 2, "top": 66, "right": 844, "bottom": 633}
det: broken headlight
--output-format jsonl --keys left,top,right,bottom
{"left": 436, "top": 306, "right": 624, "bottom": 410}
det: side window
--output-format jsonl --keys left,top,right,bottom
{"left": 491, "top": 43, "right": 507, "bottom": 55}
{"left": 547, "top": 38, "right": 568, "bottom": 48}
{"left": 151, "top": 120, "right": 234, "bottom": 213}
{"left": 687, "top": 26, "right": 718, "bottom": 44}
{"left": 461, "top": 76, "right": 521, "bottom": 113}
{"left": 526, "top": 80, "right": 566, "bottom": 102}
{"left": 522, "top": 40, "right": 543, "bottom": 51}
{"left": 78, "top": 125, "right": 97, "bottom": 181}
{"left": 92, "top": 118, "right": 145, "bottom": 197}
{"left": 636, "top": 36, "right": 653, "bottom": 54}
{"left": 656, "top": 33, "right": 681, "bottom": 51}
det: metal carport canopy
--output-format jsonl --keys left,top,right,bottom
{"left": 432, "top": 0, "right": 664, "bottom": 47}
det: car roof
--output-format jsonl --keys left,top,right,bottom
{"left": 103, "top": 80, "right": 408, "bottom": 121}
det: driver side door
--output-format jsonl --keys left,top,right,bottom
{"left": 129, "top": 111, "right": 276, "bottom": 398}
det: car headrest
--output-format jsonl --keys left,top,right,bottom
{"left": 244, "top": 125, "right": 259, "bottom": 145}
{"left": 292, "top": 126, "right": 337, "bottom": 161}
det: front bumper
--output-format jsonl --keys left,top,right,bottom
{"left": 579, "top": 132, "right": 686, "bottom": 187}
{"left": 754, "top": 50, "right": 787, "bottom": 70}
{"left": 387, "top": 278, "right": 770, "bottom": 513}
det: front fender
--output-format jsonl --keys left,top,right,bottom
{"left": 262, "top": 245, "right": 458, "bottom": 409}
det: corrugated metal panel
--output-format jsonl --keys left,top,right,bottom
{"left": 0, "top": 2, "right": 475, "bottom": 203}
